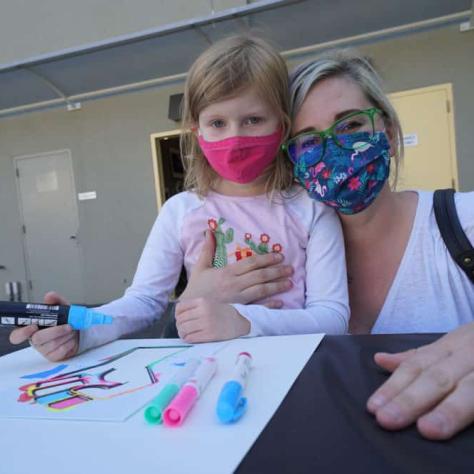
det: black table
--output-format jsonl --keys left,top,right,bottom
{"left": 237, "top": 334, "right": 474, "bottom": 474}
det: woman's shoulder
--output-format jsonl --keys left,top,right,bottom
{"left": 454, "top": 190, "right": 474, "bottom": 225}
{"left": 416, "top": 189, "right": 474, "bottom": 238}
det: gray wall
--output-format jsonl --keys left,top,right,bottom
{"left": 0, "top": 0, "right": 246, "bottom": 65}
{"left": 0, "top": 24, "right": 473, "bottom": 304}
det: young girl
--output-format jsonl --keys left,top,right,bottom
{"left": 13, "top": 35, "right": 349, "bottom": 360}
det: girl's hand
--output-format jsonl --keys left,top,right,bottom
{"left": 9, "top": 291, "right": 79, "bottom": 361}
{"left": 175, "top": 298, "right": 251, "bottom": 343}
{"left": 180, "top": 230, "right": 293, "bottom": 308}
{"left": 367, "top": 321, "right": 474, "bottom": 440}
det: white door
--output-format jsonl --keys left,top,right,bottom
{"left": 15, "top": 150, "right": 85, "bottom": 303}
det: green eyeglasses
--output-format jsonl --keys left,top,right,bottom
{"left": 282, "top": 107, "right": 383, "bottom": 164}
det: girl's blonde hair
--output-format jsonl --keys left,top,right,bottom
{"left": 289, "top": 49, "right": 404, "bottom": 186}
{"left": 181, "top": 35, "right": 293, "bottom": 196}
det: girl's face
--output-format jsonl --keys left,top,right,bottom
{"left": 198, "top": 87, "right": 280, "bottom": 141}
{"left": 292, "top": 75, "right": 385, "bottom": 138}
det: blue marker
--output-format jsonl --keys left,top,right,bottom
{"left": 0, "top": 301, "right": 113, "bottom": 330}
{"left": 216, "top": 352, "right": 252, "bottom": 423}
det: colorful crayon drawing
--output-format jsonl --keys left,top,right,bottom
{"left": 17, "top": 345, "right": 190, "bottom": 413}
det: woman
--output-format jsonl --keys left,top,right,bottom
{"left": 285, "top": 49, "right": 474, "bottom": 440}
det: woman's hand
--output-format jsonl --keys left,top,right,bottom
{"left": 175, "top": 298, "right": 251, "bottom": 343}
{"left": 9, "top": 291, "right": 79, "bottom": 361}
{"left": 180, "top": 230, "right": 293, "bottom": 307}
{"left": 367, "top": 321, "right": 474, "bottom": 440}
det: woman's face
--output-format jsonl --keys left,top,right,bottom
{"left": 292, "top": 75, "right": 384, "bottom": 137}
{"left": 289, "top": 75, "right": 393, "bottom": 215}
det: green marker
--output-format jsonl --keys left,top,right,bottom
{"left": 144, "top": 358, "right": 200, "bottom": 425}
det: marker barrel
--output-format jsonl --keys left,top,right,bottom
{"left": 0, "top": 301, "right": 112, "bottom": 330}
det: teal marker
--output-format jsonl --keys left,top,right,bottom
{"left": 144, "top": 359, "right": 200, "bottom": 425}
{"left": 0, "top": 301, "right": 113, "bottom": 330}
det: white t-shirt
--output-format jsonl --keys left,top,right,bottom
{"left": 372, "top": 190, "right": 474, "bottom": 334}
{"left": 79, "top": 188, "right": 349, "bottom": 352}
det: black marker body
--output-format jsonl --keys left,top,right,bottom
{"left": 0, "top": 301, "right": 69, "bottom": 328}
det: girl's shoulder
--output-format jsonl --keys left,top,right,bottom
{"left": 160, "top": 190, "right": 204, "bottom": 215}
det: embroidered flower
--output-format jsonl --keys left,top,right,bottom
{"left": 366, "top": 163, "right": 375, "bottom": 174}
{"left": 322, "top": 169, "right": 331, "bottom": 179}
{"left": 272, "top": 243, "right": 282, "bottom": 253}
{"left": 244, "top": 233, "right": 252, "bottom": 240}
{"left": 260, "top": 233, "right": 270, "bottom": 243}
{"left": 208, "top": 218, "right": 218, "bottom": 231}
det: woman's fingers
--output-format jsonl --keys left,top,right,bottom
{"left": 372, "top": 347, "right": 472, "bottom": 430}
{"left": 368, "top": 323, "right": 474, "bottom": 440}
{"left": 239, "top": 278, "right": 293, "bottom": 303}
{"left": 417, "top": 372, "right": 474, "bottom": 440}
{"left": 367, "top": 344, "right": 449, "bottom": 413}
{"left": 232, "top": 252, "right": 284, "bottom": 276}
{"left": 373, "top": 349, "right": 417, "bottom": 373}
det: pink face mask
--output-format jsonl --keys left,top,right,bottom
{"left": 197, "top": 129, "right": 283, "bottom": 184}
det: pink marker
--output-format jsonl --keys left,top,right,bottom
{"left": 163, "top": 356, "right": 217, "bottom": 427}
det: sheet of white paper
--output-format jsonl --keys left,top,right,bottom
{"left": 0, "top": 334, "right": 323, "bottom": 474}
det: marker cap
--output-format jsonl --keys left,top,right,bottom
{"left": 68, "top": 305, "right": 113, "bottom": 330}
{"left": 163, "top": 384, "right": 198, "bottom": 427}
{"left": 216, "top": 380, "right": 247, "bottom": 423}
{"left": 144, "top": 384, "right": 179, "bottom": 425}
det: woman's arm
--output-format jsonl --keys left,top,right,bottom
{"left": 180, "top": 229, "right": 294, "bottom": 307}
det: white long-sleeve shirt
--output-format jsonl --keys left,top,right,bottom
{"left": 79, "top": 188, "right": 349, "bottom": 352}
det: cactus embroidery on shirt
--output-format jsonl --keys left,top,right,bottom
{"left": 208, "top": 218, "right": 234, "bottom": 268}
{"left": 244, "top": 233, "right": 283, "bottom": 255}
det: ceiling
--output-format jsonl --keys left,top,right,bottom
{"left": 0, "top": 0, "right": 471, "bottom": 116}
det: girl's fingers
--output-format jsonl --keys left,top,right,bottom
{"left": 31, "top": 325, "right": 73, "bottom": 346}
{"left": 35, "top": 331, "right": 76, "bottom": 358}
{"left": 43, "top": 334, "right": 78, "bottom": 362}
{"left": 9, "top": 325, "right": 38, "bottom": 345}
{"left": 175, "top": 298, "right": 202, "bottom": 315}
{"left": 176, "top": 319, "right": 202, "bottom": 339}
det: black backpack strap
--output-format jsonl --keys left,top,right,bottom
{"left": 433, "top": 188, "right": 474, "bottom": 284}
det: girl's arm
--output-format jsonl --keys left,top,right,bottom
{"left": 78, "top": 198, "right": 185, "bottom": 352}
{"left": 231, "top": 205, "right": 349, "bottom": 335}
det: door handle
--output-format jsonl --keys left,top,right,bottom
{"left": 70, "top": 235, "right": 77, "bottom": 240}
{"left": 0, "top": 265, "right": 5, "bottom": 270}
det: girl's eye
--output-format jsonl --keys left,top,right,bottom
{"left": 210, "top": 119, "right": 225, "bottom": 128}
{"left": 245, "top": 116, "right": 263, "bottom": 125}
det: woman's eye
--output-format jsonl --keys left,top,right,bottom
{"left": 336, "top": 120, "right": 363, "bottom": 133}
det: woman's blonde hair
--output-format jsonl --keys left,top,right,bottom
{"left": 181, "top": 35, "right": 293, "bottom": 196}
{"left": 289, "top": 49, "right": 404, "bottom": 186}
